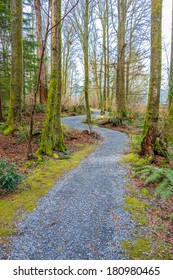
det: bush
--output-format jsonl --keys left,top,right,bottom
{"left": 0, "top": 158, "right": 24, "bottom": 192}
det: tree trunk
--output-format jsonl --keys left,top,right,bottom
{"left": 34, "top": 0, "right": 47, "bottom": 104}
{"left": 5, "top": 0, "right": 23, "bottom": 134}
{"left": 125, "top": 27, "right": 133, "bottom": 107}
{"left": 54, "top": 0, "right": 66, "bottom": 152}
{"left": 106, "top": 0, "right": 110, "bottom": 111}
{"left": 116, "top": 0, "right": 127, "bottom": 121}
{"left": 37, "top": 0, "right": 58, "bottom": 155}
{"left": 63, "top": 41, "right": 70, "bottom": 96}
{"left": 99, "top": 53, "right": 104, "bottom": 113}
{"left": 93, "top": 49, "right": 101, "bottom": 108}
{"left": 84, "top": 0, "right": 91, "bottom": 126}
{"left": 141, "top": 0, "right": 163, "bottom": 158}
{"left": 103, "top": 25, "right": 107, "bottom": 112}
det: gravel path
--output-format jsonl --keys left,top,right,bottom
{"left": 2, "top": 113, "right": 136, "bottom": 260}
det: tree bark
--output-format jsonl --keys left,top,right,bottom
{"left": 84, "top": 0, "right": 91, "bottom": 126}
{"left": 37, "top": 0, "right": 58, "bottom": 155}
{"left": 54, "top": 0, "right": 66, "bottom": 152}
{"left": 34, "top": 0, "right": 47, "bottom": 104}
{"left": 141, "top": 0, "right": 163, "bottom": 158}
{"left": 106, "top": 0, "right": 110, "bottom": 111}
{"left": 116, "top": 0, "right": 127, "bottom": 121}
{"left": 5, "top": 0, "right": 23, "bottom": 134}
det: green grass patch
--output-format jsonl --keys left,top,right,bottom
{"left": 0, "top": 144, "right": 97, "bottom": 236}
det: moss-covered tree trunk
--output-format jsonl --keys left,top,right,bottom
{"left": 116, "top": 0, "right": 127, "bottom": 121}
{"left": 99, "top": 53, "right": 104, "bottom": 113}
{"left": 125, "top": 27, "right": 133, "bottom": 107}
{"left": 106, "top": 0, "right": 110, "bottom": 111}
{"left": 34, "top": 0, "right": 47, "bottom": 104}
{"left": 54, "top": 0, "right": 66, "bottom": 152}
{"left": 98, "top": 1, "right": 108, "bottom": 112}
{"left": 93, "top": 48, "right": 101, "bottom": 108}
{"left": 84, "top": 0, "right": 91, "bottom": 125}
{"left": 5, "top": 0, "right": 23, "bottom": 134}
{"left": 141, "top": 0, "right": 163, "bottom": 158}
{"left": 103, "top": 24, "right": 107, "bottom": 112}
{"left": 37, "top": 0, "right": 58, "bottom": 155}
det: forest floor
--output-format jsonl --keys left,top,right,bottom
{"left": 0, "top": 113, "right": 96, "bottom": 174}
{"left": 0, "top": 111, "right": 173, "bottom": 259}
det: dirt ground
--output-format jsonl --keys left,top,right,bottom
{"left": 0, "top": 112, "right": 96, "bottom": 174}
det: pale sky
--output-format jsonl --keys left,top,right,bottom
{"left": 163, "top": 0, "right": 172, "bottom": 45}
{"left": 162, "top": 0, "right": 172, "bottom": 88}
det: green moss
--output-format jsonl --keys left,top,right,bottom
{"left": 141, "top": 188, "right": 150, "bottom": 197}
{"left": 0, "top": 144, "right": 97, "bottom": 236}
{"left": 37, "top": 76, "right": 57, "bottom": 156}
{"left": 53, "top": 153, "right": 59, "bottom": 159}
{"left": 122, "top": 237, "right": 172, "bottom": 260}
{"left": 123, "top": 196, "right": 150, "bottom": 226}
{"left": 123, "top": 153, "right": 140, "bottom": 163}
{"left": 123, "top": 153, "right": 148, "bottom": 167}
{"left": 122, "top": 237, "right": 152, "bottom": 259}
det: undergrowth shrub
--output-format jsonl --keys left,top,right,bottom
{"left": 0, "top": 158, "right": 24, "bottom": 192}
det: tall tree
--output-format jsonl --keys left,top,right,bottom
{"left": 141, "top": 0, "right": 163, "bottom": 158}
{"left": 4, "top": 0, "right": 23, "bottom": 134}
{"left": 38, "top": 0, "right": 65, "bottom": 155}
{"left": 116, "top": 0, "right": 127, "bottom": 121}
{"left": 84, "top": 0, "right": 91, "bottom": 125}
{"left": 54, "top": 0, "right": 66, "bottom": 151}
{"left": 0, "top": 0, "right": 11, "bottom": 121}
{"left": 34, "top": 0, "right": 47, "bottom": 104}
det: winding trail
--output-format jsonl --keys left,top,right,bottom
{"left": 5, "top": 113, "right": 136, "bottom": 260}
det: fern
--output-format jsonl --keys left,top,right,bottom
{"left": 163, "top": 169, "right": 173, "bottom": 185}
{"left": 156, "top": 178, "right": 170, "bottom": 197}
{"left": 133, "top": 165, "right": 173, "bottom": 198}
{"left": 145, "top": 168, "right": 163, "bottom": 184}
{"left": 134, "top": 165, "right": 153, "bottom": 179}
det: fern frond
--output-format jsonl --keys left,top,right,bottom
{"left": 156, "top": 178, "right": 170, "bottom": 193}
{"left": 133, "top": 164, "right": 173, "bottom": 197}
{"left": 134, "top": 165, "right": 154, "bottom": 180}
{"left": 144, "top": 168, "right": 163, "bottom": 185}
{"left": 163, "top": 169, "right": 173, "bottom": 185}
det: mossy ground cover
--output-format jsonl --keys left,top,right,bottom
{"left": 0, "top": 143, "right": 97, "bottom": 237}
